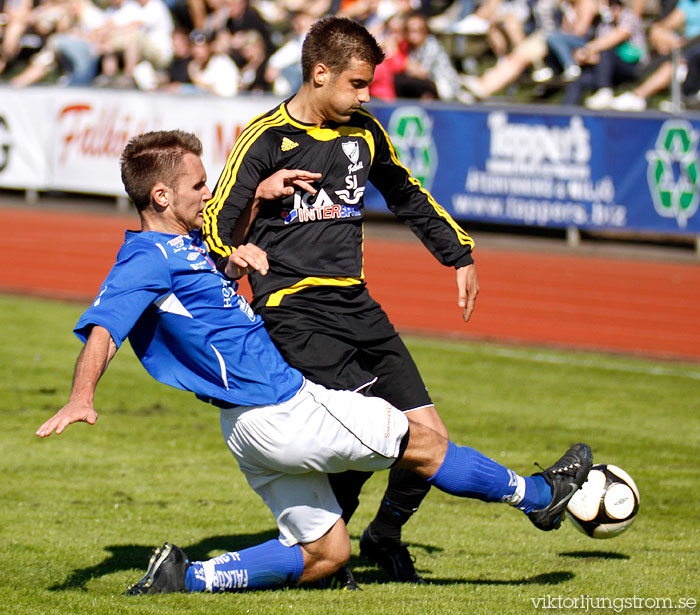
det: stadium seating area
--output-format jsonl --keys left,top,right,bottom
{"left": 1, "top": 0, "right": 699, "bottom": 111}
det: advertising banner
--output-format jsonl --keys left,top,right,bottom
{"left": 1, "top": 86, "right": 698, "bottom": 236}
{"left": 0, "top": 88, "right": 51, "bottom": 190}
{"left": 47, "top": 88, "right": 279, "bottom": 194}
{"left": 369, "top": 104, "right": 700, "bottom": 235}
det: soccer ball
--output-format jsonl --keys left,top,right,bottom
{"left": 566, "top": 464, "right": 640, "bottom": 538}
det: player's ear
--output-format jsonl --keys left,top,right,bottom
{"left": 312, "top": 63, "right": 331, "bottom": 87}
{"left": 151, "top": 182, "right": 170, "bottom": 210}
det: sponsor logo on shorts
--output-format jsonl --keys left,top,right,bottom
{"left": 385, "top": 402, "right": 393, "bottom": 438}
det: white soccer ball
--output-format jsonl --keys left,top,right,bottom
{"left": 566, "top": 464, "right": 640, "bottom": 538}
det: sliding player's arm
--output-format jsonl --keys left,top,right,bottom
{"left": 36, "top": 240, "right": 173, "bottom": 437}
{"left": 35, "top": 326, "right": 117, "bottom": 437}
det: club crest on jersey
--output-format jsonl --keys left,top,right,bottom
{"left": 282, "top": 188, "right": 360, "bottom": 223}
{"left": 342, "top": 140, "right": 359, "bottom": 164}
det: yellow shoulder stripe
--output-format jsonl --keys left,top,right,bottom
{"left": 357, "top": 108, "right": 475, "bottom": 250}
{"left": 203, "top": 109, "right": 288, "bottom": 257}
{"left": 305, "top": 125, "right": 375, "bottom": 161}
{"left": 278, "top": 104, "right": 376, "bottom": 160}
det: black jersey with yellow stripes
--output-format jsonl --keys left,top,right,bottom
{"left": 203, "top": 100, "right": 474, "bottom": 309}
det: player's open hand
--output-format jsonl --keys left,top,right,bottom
{"left": 35, "top": 400, "right": 98, "bottom": 438}
{"left": 225, "top": 243, "right": 269, "bottom": 279}
{"left": 254, "top": 169, "right": 322, "bottom": 200}
{"left": 456, "top": 263, "right": 479, "bottom": 323}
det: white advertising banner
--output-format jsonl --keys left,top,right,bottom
{"left": 48, "top": 88, "right": 281, "bottom": 195}
{"left": 0, "top": 86, "right": 282, "bottom": 195}
{"left": 0, "top": 87, "right": 51, "bottom": 190}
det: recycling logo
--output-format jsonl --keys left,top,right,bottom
{"left": 388, "top": 106, "right": 437, "bottom": 190}
{"left": 646, "top": 119, "right": 700, "bottom": 228}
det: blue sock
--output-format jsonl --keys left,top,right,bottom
{"left": 427, "top": 441, "right": 517, "bottom": 501}
{"left": 427, "top": 441, "right": 551, "bottom": 511}
{"left": 185, "top": 539, "right": 304, "bottom": 592}
{"left": 517, "top": 474, "right": 551, "bottom": 513}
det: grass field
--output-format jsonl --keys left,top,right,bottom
{"left": 1, "top": 293, "right": 698, "bottom": 615}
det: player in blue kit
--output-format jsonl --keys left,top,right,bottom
{"left": 35, "top": 130, "right": 593, "bottom": 594}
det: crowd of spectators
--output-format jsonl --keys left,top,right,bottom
{"left": 1, "top": 0, "right": 699, "bottom": 111}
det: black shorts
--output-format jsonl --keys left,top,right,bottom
{"left": 257, "top": 301, "right": 432, "bottom": 412}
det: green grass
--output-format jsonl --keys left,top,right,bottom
{"left": 1, "top": 294, "right": 698, "bottom": 615}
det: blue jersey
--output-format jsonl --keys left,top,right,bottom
{"left": 75, "top": 230, "right": 304, "bottom": 407}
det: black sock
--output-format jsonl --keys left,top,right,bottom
{"left": 368, "top": 468, "right": 431, "bottom": 541}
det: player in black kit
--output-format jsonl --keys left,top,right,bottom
{"left": 202, "top": 16, "right": 479, "bottom": 586}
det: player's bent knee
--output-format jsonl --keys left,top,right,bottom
{"left": 299, "top": 519, "right": 351, "bottom": 582}
{"left": 397, "top": 420, "right": 448, "bottom": 478}
{"left": 406, "top": 404, "right": 448, "bottom": 439}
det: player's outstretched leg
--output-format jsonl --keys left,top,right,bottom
{"left": 421, "top": 441, "right": 593, "bottom": 531}
{"left": 126, "top": 539, "right": 304, "bottom": 594}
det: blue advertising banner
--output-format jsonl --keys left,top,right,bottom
{"left": 366, "top": 103, "right": 700, "bottom": 235}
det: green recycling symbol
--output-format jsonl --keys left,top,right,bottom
{"left": 646, "top": 119, "right": 700, "bottom": 229}
{"left": 388, "top": 106, "right": 437, "bottom": 190}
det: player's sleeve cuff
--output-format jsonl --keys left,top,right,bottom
{"left": 454, "top": 252, "right": 474, "bottom": 268}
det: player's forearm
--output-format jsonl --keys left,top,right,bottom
{"left": 69, "top": 326, "right": 117, "bottom": 405}
{"left": 381, "top": 186, "right": 475, "bottom": 267}
{"left": 230, "top": 198, "right": 261, "bottom": 246}
{"left": 203, "top": 198, "right": 248, "bottom": 260}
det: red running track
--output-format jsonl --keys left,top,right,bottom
{"left": 1, "top": 206, "right": 699, "bottom": 362}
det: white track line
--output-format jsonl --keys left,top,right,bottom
{"left": 405, "top": 338, "right": 700, "bottom": 381}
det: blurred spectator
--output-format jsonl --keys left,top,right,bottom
{"left": 186, "top": 27, "right": 238, "bottom": 95}
{"left": 461, "top": 0, "right": 562, "bottom": 97}
{"left": 369, "top": 13, "right": 408, "bottom": 100}
{"left": 429, "top": 0, "right": 490, "bottom": 35}
{"left": 462, "top": 0, "right": 598, "bottom": 97}
{"left": 132, "top": 25, "right": 192, "bottom": 90}
{"left": 159, "top": 0, "right": 193, "bottom": 30}
{"left": 198, "top": 0, "right": 274, "bottom": 72}
{"left": 394, "top": 10, "right": 463, "bottom": 100}
{"left": 610, "top": 0, "right": 700, "bottom": 109}
{"left": 274, "top": 0, "right": 330, "bottom": 20}
{"left": 237, "top": 27, "right": 270, "bottom": 91}
{"left": 537, "top": 0, "right": 599, "bottom": 83}
{"left": 0, "top": 0, "right": 67, "bottom": 76}
{"left": 263, "top": 10, "right": 313, "bottom": 95}
{"left": 224, "top": 0, "right": 272, "bottom": 53}
{"left": 90, "top": 0, "right": 173, "bottom": 87}
{"left": 162, "top": 26, "right": 192, "bottom": 86}
{"left": 479, "top": 0, "right": 530, "bottom": 63}
{"left": 127, "top": 0, "right": 174, "bottom": 76}
{"left": 561, "top": 0, "right": 648, "bottom": 107}
{"left": 10, "top": 0, "right": 106, "bottom": 86}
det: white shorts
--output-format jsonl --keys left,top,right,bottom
{"left": 219, "top": 380, "right": 409, "bottom": 546}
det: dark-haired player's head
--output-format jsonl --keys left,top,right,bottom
{"left": 301, "top": 16, "right": 385, "bottom": 83}
{"left": 120, "top": 130, "right": 203, "bottom": 211}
